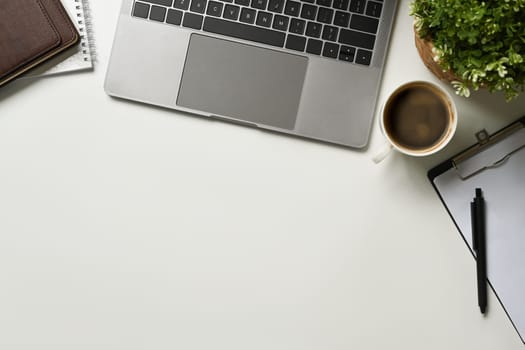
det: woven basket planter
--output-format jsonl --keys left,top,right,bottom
{"left": 414, "top": 29, "right": 461, "bottom": 83}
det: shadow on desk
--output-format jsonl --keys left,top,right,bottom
{"left": 468, "top": 88, "right": 525, "bottom": 120}
{"left": 0, "top": 79, "right": 35, "bottom": 102}
{"left": 0, "top": 70, "right": 94, "bottom": 103}
{"left": 450, "top": 89, "right": 525, "bottom": 154}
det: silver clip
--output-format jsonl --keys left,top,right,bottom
{"left": 453, "top": 124, "right": 525, "bottom": 180}
{"left": 475, "top": 129, "right": 490, "bottom": 145}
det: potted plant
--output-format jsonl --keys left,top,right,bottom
{"left": 410, "top": 0, "right": 525, "bottom": 101}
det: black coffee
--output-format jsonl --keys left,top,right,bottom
{"left": 384, "top": 84, "right": 451, "bottom": 151}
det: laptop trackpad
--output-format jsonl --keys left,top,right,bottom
{"left": 177, "top": 34, "right": 308, "bottom": 130}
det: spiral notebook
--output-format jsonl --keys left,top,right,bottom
{"left": 23, "top": 0, "right": 95, "bottom": 78}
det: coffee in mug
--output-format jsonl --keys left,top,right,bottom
{"left": 374, "top": 81, "right": 457, "bottom": 162}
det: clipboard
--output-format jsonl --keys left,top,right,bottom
{"left": 428, "top": 116, "right": 525, "bottom": 344}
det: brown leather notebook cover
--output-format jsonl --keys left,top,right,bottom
{"left": 0, "top": 0, "right": 80, "bottom": 86}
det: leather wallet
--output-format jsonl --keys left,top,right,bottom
{"left": 0, "top": 0, "right": 80, "bottom": 86}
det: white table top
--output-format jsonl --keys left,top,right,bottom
{"left": 1, "top": 0, "right": 525, "bottom": 349}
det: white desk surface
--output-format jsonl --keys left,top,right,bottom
{"left": 1, "top": 1, "right": 525, "bottom": 349}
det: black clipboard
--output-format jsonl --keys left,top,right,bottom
{"left": 428, "top": 116, "right": 525, "bottom": 344}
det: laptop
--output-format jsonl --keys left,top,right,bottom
{"left": 105, "top": 0, "right": 398, "bottom": 148}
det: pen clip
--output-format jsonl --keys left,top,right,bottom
{"left": 470, "top": 201, "right": 478, "bottom": 252}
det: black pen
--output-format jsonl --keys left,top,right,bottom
{"left": 470, "top": 201, "right": 478, "bottom": 252}
{"left": 472, "top": 188, "right": 488, "bottom": 314}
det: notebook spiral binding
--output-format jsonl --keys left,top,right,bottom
{"left": 74, "top": 0, "right": 96, "bottom": 63}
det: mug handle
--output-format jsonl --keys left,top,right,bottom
{"left": 372, "top": 143, "right": 393, "bottom": 164}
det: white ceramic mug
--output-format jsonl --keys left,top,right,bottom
{"left": 373, "top": 81, "right": 457, "bottom": 163}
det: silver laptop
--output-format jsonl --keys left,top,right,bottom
{"left": 105, "top": 0, "right": 398, "bottom": 148}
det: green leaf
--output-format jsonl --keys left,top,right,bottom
{"left": 410, "top": 0, "right": 525, "bottom": 100}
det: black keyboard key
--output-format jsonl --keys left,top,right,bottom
{"left": 183, "top": 12, "right": 204, "bottom": 28}
{"left": 349, "top": 0, "right": 365, "bottom": 13}
{"left": 305, "top": 21, "right": 322, "bottom": 37}
{"left": 355, "top": 48, "right": 372, "bottom": 65}
{"left": 190, "top": 0, "right": 207, "bottom": 13}
{"left": 251, "top": 0, "right": 267, "bottom": 9}
{"left": 133, "top": 2, "right": 150, "bottom": 18}
{"left": 332, "top": 0, "right": 348, "bottom": 10}
{"left": 234, "top": 0, "right": 250, "bottom": 5}
{"left": 285, "top": 34, "right": 306, "bottom": 51}
{"left": 366, "top": 1, "right": 382, "bottom": 17}
{"left": 284, "top": 1, "right": 301, "bottom": 16}
{"left": 223, "top": 4, "right": 240, "bottom": 20}
{"left": 207, "top": 1, "right": 224, "bottom": 16}
{"left": 149, "top": 6, "right": 166, "bottom": 22}
{"left": 272, "top": 15, "right": 289, "bottom": 30}
{"left": 339, "top": 28, "right": 375, "bottom": 49}
{"left": 300, "top": 4, "right": 317, "bottom": 20}
{"left": 166, "top": 8, "right": 183, "bottom": 24}
{"left": 322, "top": 25, "right": 338, "bottom": 41}
{"left": 339, "top": 45, "right": 355, "bottom": 61}
{"left": 350, "top": 14, "right": 379, "bottom": 34}
{"left": 316, "top": 0, "right": 331, "bottom": 7}
{"left": 256, "top": 11, "right": 273, "bottom": 27}
{"left": 289, "top": 18, "right": 306, "bottom": 34}
{"left": 322, "top": 42, "right": 339, "bottom": 58}
{"left": 140, "top": 0, "right": 173, "bottom": 6}
{"left": 306, "top": 38, "right": 322, "bottom": 54}
{"left": 333, "top": 11, "right": 349, "bottom": 27}
{"left": 340, "top": 45, "right": 355, "bottom": 55}
{"left": 317, "top": 7, "right": 333, "bottom": 24}
{"left": 174, "top": 0, "right": 190, "bottom": 10}
{"left": 268, "top": 0, "right": 285, "bottom": 13}
{"left": 204, "top": 16, "right": 286, "bottom": 46}
{"left": 301, "top": 0, "right": 315, "bottom": 3}
{"left": 239, "top": 7, "right": 256, "bottom": 23}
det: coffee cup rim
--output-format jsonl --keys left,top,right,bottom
{"left": 380, "top": 80, "right": 458, "bottom": 157}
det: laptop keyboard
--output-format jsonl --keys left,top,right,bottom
{"left": 131, "top": 0, "right": 382, "bottom": 65}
